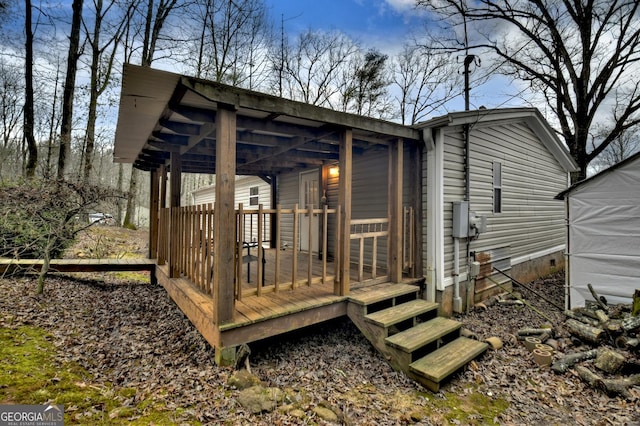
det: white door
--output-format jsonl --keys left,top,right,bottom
{"left": 299, "top": 170, "right": 320, "bottom": 253}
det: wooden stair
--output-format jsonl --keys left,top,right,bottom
{"left": 347, "top": 283, "right": 488, "bottom": 392}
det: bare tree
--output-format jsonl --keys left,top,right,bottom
{"left": 391, "top": 44, "right": 462, "bottom": 125}
{"left": 0, "top": 59, "right": 23, "bottom": 177}
{"left": 340, "top": 49, "right": 394, "bottom": 119}
{"left": 57, "top": 0, "right": 83, "bottom": 180}
{"left": 23, "top": 0, "right": 37, "bottom": 177}
{"left": 188, "top": 0, "right": 271, "bottom": 88}
{"left": 81, "top": 0, "right": 129, "bottom": 185}
{"left": 590, "top": 126, "right": 640, "bottom": 173}
{"left": 279, "top": 29, "right": 360, "bottom": 107}
{"left": 122, "top": 0, "right": 181, "bottom": 228}
{"left": 418, "top": 0, "right": 640, "bottom": 182}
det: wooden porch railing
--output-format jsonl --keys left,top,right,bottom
{"left": 235, "top": 203, "right": 339, "bottom": 299}
{"left": 350, "top": 217, "right": 389, "bottom": 283}
{"left": 157, "top": 203, "right": 339, "bottom": 299}
{"left": 403, "top": 206, "right": 415, "bottom": 272}
{"left": 155, "top": 204, "right": 415, "bottom": 298}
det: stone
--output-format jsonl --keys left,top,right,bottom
{"left": 595, "top": 348, "right": 626, "bottom": 374}
{"left": 237, "top": 385, "right": 284, "bottom": 414}
{"left": 228, "top": 369, "right": 263, "bottom": 390}
{"left": 313, "top": 405, "right": 338, "bottom": 422}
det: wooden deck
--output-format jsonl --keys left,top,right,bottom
{"left": 155, "top": 261, "right": 422, "bottom": 363}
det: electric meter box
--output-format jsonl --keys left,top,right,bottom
{"left": 452, "top": 201, "right": 469, "bottom": 238}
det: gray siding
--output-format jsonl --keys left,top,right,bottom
{"left": 276, "top": 170, "right": 301, "bottom": 249}
{"left": 440, "top": 121, "right": 567, "bottom": 278}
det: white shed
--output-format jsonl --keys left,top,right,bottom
{"left": 191, "top": 175, "right": 272, "bottom": 244}
{"left": 556, "top": 152, "right": 640, "bottom": 308}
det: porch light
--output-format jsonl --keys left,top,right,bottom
{"left": 329, "top": 166, "right": 339, "bottom": 177}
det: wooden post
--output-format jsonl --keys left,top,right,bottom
{"left": 213, "top": 105, "right": 237, "bottom": 324}
{"left": 169, "top": 153, "right": 182, "bottom": 278}
{"left": 338, "top": 128, "right": 352, "bottom": 296}
{"left": 388, "top": 138, "right": 403, "bottom": 283}
{"left": 159, "top": 164, "right": 167, "bottom": 209}
{"left": 410, "top": 142, "right": 423, "bottom": 277}
{"left": 149, "top": 168, "right": 160, "bottom": 259}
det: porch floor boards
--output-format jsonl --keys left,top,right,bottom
{"left": 236, "top": 247, "right": 388, "bottom": 297}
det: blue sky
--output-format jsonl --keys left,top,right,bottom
{"left": 264, "top": 0, "right": 424, "bottom": 50}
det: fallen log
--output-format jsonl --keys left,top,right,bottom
{"left": 517, "top": 328, "right": 552, "bottom": 337}
{"left": 551, "top": 349, "right": 598, "bottom": 374}
{"left": 595, "top": 309, "right": 609, "bottom": 324}
{"left": 564, "top": 310, "right": 600, "bottom": 327}
{"left": 565, "top": 318, "right": 605, "bottom": 344}
{"left": 574, "top": 365, "right": 640, "bottom": 400}
{"left": 588, "top": 283, "right": 609, "bottom": 312}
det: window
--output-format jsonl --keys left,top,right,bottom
{"left": 249, "top": 186, "right": 259, "bottom": 206}
{"left": 493, "top": 161, "right": 502, "bottom": 213}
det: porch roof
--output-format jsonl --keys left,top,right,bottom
{"left": 114, "top": 64, "right": 421, "bottom": 175}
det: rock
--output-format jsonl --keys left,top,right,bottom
{"left": 228, "top": 369, "right": 262, "bottom": 390}
{"left": 595, "top": 348, "right": 626, "bottom": 374}
{"left": 410, "top": 410, "right": 424, "bottom": 421}
{"left": 237, "top": 385, "right": 284, "bottom": 414}
{"left": 290, "top": 409, "right": 306, "bottom": 418}
{"left": 313, "top": 405, "right": 339, "bottom": 422}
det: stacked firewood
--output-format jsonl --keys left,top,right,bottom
{"left": 553, "top": 286, "right": 640, "bottom": 399}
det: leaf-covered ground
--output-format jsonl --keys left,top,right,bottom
{"left": 0, "top": 228, "right": 638, "bottom": 425}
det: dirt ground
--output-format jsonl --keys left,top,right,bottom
{"left": 1, "top": 227, "right": 638, "bottom": 425}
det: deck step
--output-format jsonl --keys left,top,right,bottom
{"left": 348, "top": 283, "right": 419, "bottom": 307}
{"left": 385, "top": 317, "right": 462, "bottom": 353}
{"left": 409, "top": 336, "right": 489, "bottom": 392}
{"left": 364, "top": 299, "right": 438, "bottom": 328}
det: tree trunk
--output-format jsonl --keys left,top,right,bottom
{"left": 123, "top": 167, "right": 138, "bottom": 229}
{"left": 24, "top": 0, "right": 37, "bottom": 178}
{"left": 57, "top": 0, "right": 83, "bottom": 180}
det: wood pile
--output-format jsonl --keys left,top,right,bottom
{"left": 552, "top": 286, "right": 640, "bottom": 399}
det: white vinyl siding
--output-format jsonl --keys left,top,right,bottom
{"left": 191, "top": 175, "right": 272, "bottom": 243}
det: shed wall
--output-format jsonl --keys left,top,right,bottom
{"left": 567, "top": 158, "right": 640, "bottom": 307}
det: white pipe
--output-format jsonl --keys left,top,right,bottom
{"left": 453, "top": 237, "right": 462, "bottom": 313}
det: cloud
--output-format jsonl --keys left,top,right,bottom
{"left": 384, "top": 0, "right": 417, "bottom": 13}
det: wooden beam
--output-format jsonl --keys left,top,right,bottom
{"left": 169, "top": 152, "right": 181, "bottom": 208}
{"left": 149, "top": 168, "right": 160, "bottom": 259}
{"left": 151, "top": 132, "right": 189, "bottom": 146}
{"left": 338, "top": 128, "right": 352, "bottom": 296}
{"left": 169, "top": 152, "right": 182, "bottom": 278}
{"left": 183, "top": 77, "right": 421, "bottom": 141}
{"left": 159, "top": 118, "right": 202, "bottom": 135}
{"left": 388, "top": 138, "right": 403, "bottom": 283}
{"left": 213, "top": 105, "right": 236, "bottom": 324}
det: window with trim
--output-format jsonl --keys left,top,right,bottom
{"left": 249, "top": 186, "right": 259, "bottom": 206}
{"left": 493, "top": 161, "right": 502, "bottom": 213}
